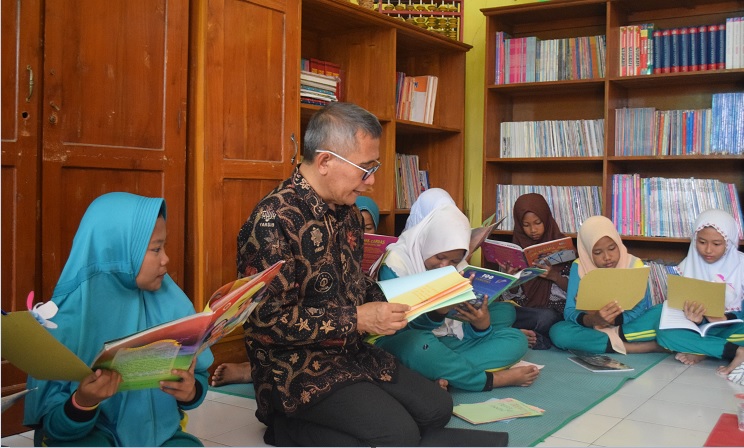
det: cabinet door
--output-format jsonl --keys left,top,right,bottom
{"left": 1, "top": 0, "right": 42, "bottom": 436}
{"left": 40, "top": 0, "right": 189, "bottom": 299}
{"left": 192, "top": 0, "right": 299, "bottom": 306}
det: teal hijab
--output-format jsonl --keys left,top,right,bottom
{"left": 24, "top": 192, "right": 213, "bottom": 446}
{"left": 355, "top": 195, "right": 380, "bottom": 230}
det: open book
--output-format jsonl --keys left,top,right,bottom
{"left": 568, "top": 350, "right": 634, "bottom": 372}
{"left": 1, "top": 261, "right": 283, "bottom": 391}
{"left": 575, "top": 267, "right": 650, "bottom": 311}
{"left": 480, "top": 236, "right": 576, "bottom": 270}
{"left": 666, "top": 274, "right": 727, "bottom": 317}
{"left": 377, "top": 266, "right": 476, "bottom": 321}
{"left": 448, "top": 265, "right": 546, "bottom": 320}
{"left": 658, "top": 301, "right": 743, "bottom": 336}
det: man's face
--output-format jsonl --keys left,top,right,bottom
{"left": 323, "top": 132, "right": 380, "bottom": 207}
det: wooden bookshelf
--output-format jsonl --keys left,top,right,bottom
{"left": 481, "top": 0, "right": 744, "bottom": 263}
{"left": 302, "top": 0, "right": 470, "bottom": 236}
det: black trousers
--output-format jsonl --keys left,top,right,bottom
{"left": 267, "top": 363, "right": 508, "bottom": 447}
{"left": 513, "top": 305, "right": 563, "bottom": 349}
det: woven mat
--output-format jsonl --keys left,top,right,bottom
{"left": 447, "top": 348, "right": 670, "bottom": 446}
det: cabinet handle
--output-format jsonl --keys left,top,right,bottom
{"left": 290, "top": 133, "right": 298, "bottom": 165}
{"left": 25, "top": 65, "right": 34, "bottom": 103}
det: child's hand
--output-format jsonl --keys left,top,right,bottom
{"left": 497, "top": 261, "right": 519, "bottom": 275}
{"left": 160, "top": 358, "right": 198, "bottom": 403}
{"left": 75, "top": 368, "right": 122, "bottom": 407}
{"left": 683, "top": 301, "right": 706, "bottom": 324}
{"left": 590, "top": 301, "right": 622, "bottom": 328}
{"left": 454, "top": 297, "right": 491, "bottom": 331}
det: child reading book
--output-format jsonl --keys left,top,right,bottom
{"left": 24, "top": 192, "right": 213, "bottom": 447}
{"left": 500, "top": 193, "right": 569, "bottom": 349}
{"left": 655, "top": 209, "right": 744, "bottom": 383}
{"left": 375, "top": 203, "right": 539, "bottom": 391}
{"left": 403, "top": 187, "right": 456, "bottom": 232}
{"left": 549, "top": 215, "right": 665, "bottom": 355}
{"left": 355, "top": 195, "right": 379, "bottom": 233}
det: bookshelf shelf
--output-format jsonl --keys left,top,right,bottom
{"left": 302, "top": 0, "right": 470, "bottom": 234}
{"left": 482, "top": 0, "right": 744, "bottom": 263}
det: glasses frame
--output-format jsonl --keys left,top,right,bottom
{"left": 316, "top": 149, "right": 381, "bottom": 181}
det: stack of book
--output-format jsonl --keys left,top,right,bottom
{"left": 619, "top": 18, "right": 743, "bottom": 76}
{"left": 395, "top": 72, "right": 438, "bottom": 124}
{"left": 300, "top": 58, "right": 343, "bottom": 106}
{"left": 500, "top": 118, "right": 604, "bottom": 157}
{"left": 395, "top": 153, "right": 429, "bottom": 209}
{"left": 611, "top": 174, "right": 744, "bottom": 239}
{"left": 493, "top": 32, "right": 606, "bottom": 84}
{"left": 494, "top": 184, "right": 602, "bottom": 234}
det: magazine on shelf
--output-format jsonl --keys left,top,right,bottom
{"left": 1, "top": 261, "right": 284, "bottom": 391}
{"left": 480, "top": 236, "right": 576, "bottom": 270}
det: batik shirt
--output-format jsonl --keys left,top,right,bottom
{"left": 237, "top": 167, "right": 398, "bottom": 424}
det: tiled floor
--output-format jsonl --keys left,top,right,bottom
{"left": 3, "top": 355, "right": 742, "bottom": 447}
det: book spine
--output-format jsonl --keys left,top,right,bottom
{"left": 717, "top": 22, "right": 726, "bottom": 69}
{"left": 709, "top": 24, "right": 718, "bottom": 70}
{"left": 699, "top": 25, "right": 709, "bottom": 71}
{"left": 662, "top": 29, "right": 671, "bottom": 73}
{"left": 689, "top": 26, "right": 699, "bottom": 71}
{"left": 670, "top": 28, "right": 680, "bottom": 72}
{"left": 620, "top": 26, "right": 627, "bottom": 77}
{"left": 679, "top": 27, "right": 689, "bottom": 72}
{"left": 653, "top": 30, "right": 663, "bottom": 74}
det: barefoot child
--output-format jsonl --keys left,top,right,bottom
{"left": 24, "top": 192, "right": 213, "bottom": 446}
{"left": 656, "top": 209, "right": 744, "bottom": 382}
{"left": 375, "top": 203, "right": 539, "bottom": 391}
{"left": 549, "top": 215, "right": 665, "bottom": 355}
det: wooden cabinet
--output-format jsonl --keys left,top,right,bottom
{"left": 482, "top": 0, "right": 744, "bottom": 263}
{"left": 1, "top": 0, "right": 190, "bottom": 436}
{"left": 302, "top": 0, "right": 470, "bottom": 235}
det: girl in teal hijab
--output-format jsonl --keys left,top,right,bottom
{"left": 24, "top": 192, "right": 213, "bottom": 447}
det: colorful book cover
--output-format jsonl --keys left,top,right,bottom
{"left": 568, "top": 350, "right": 633, "bottom": 372}
{"left": 362, "top": 233, "right": 398, "bottom": 276}
{"left": 480, "top": 237, "right": 576, "bottom": 270}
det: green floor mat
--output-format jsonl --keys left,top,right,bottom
{"left": 209, "top": 382, "right": 256, "bottom": 399}
{"left": 446, "top": 348, "right": 670, "bottom": 447}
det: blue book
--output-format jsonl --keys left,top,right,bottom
{"left": 670, "top": 28, "right": 680, "bottom": 72}
{"left": 717, "top": 23, "right": 725, "bottom": 69}
{"left": 698, "top": 25, "right": 709, "bottom": 70}
{"left": 653, "top": 30, "right": 663, "bottom": 73}
{"left": 679, "top": 27, "right": 690, "bottom": 71}
{"left": 689, "top": 27, "right": 699, "bottom": 71}
{"left": 662, "top": 29, "right": 671, "bottom": 73}
{"left": 709, "top": 24, "right": 719, "bottom": 70}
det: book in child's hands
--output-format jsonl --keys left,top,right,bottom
{"left": 363, "top": 233, "right": 398, "bottom": 276}
{"left": 1, "top": 261, "right": 284, "bottom": 391}
{"left": 658, "top": 301, "right": 743, "bottom": 336}
{"left": 666, "top": 274, "right": 726, "bottom": 317}
{"left": 575, "top": 267, "right": 650, "bottom": 311}
{"left": 377, "top": 266, "right": 476, "bottom": 321}
{"left": 480, "top": 237, "right": 576, "bottom": 270}
{"left": 568, "top": 350, "right": 634, "bottom": 372}
{"left": 447, "top": 265, "right": 546, "bottom": 320}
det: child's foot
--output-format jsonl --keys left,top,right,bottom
{"left": 435, "top": 378, "right": 449, "bottom": 391}
{"left": 675, "top": 352, "right": 706, "bottom": 365}
{"left": 718, "top": 346, "right": 744, "bottom": 376}
{"left": 210, "top": 362, "right": 252, "bottom": 387}
{"left": 519, "top": 329, "right": 537, "bottom": 348}
{"left": 492, "top": 366, "right": 539, "bottom": 388}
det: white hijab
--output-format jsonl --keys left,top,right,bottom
{"left": 385, "top": 203, "right": 471, "bottom": 277}
{"left": 403, "top": 188, "right": 457, "bottom": 232}
{"left": 384, "top": 203, "right": 471, "bottom": 339}
{"left": 678, "top": 209, "right": 744, "bottom": 313}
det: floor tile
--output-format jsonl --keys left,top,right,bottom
{"left": 550, "top": 413, "right": 621, "bottom": 444}
{"left": 535, "top": 435, "right": 590, "bottom": 447}
{"left": 654, "top": 381, "right": 738, "bottom": 412}
{"left": 185, "top": 399, "right": 257, "bottom": 439}
{"left": 594, "top": 419, "right": 709, "bottom": 447}
{"left": 615, "top": 372, "right": 670, "bottom": 399}
{"left": 625, "top": 398, "right": 724, "bottom": 433}
{"left": 0, "top": 434, "right": 34, "bottom": 447}
{"left": 207, "top": 391, "right": 259, "bottom": 410}
{"left": 199, "top": 438, "right": 228, "bottom": 447}
{"left": 586, "top": 392, "right": 647, "bottom": 419}
{"left": 208, "top": 421, "right": 270, "bottom": 447}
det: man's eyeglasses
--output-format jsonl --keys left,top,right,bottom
{"left": 316, "top": 149, "right": 381, "bottom": 181}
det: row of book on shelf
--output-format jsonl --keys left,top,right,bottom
{"left": 500, "top": 119, "right": 604, "bottom": 158}
{"left": 493, "top": 32, "right": 606, "bottom": 84}
{"left": 612, "top": 175, "right": 744, "bottom": 240}
{"left": 619, "top": 17, "right": 744, "bottom": 77}
{"left": 494, "top": 184, "right": 603, "bottom": 234}
{"left": 615, "top": 92, "right": 744, "bottom": 156}
{"left": 300, "top": 58, "right": 344, "bottom": 106}
{"left": 395, "top": 153, "right": 430, "bottom": 209}
{"left": 395, "top": 72, "right": 438, "bottom": 124}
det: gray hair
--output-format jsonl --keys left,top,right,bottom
{"left": 303, "top": 102, "right": 382, "bottom": 162}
